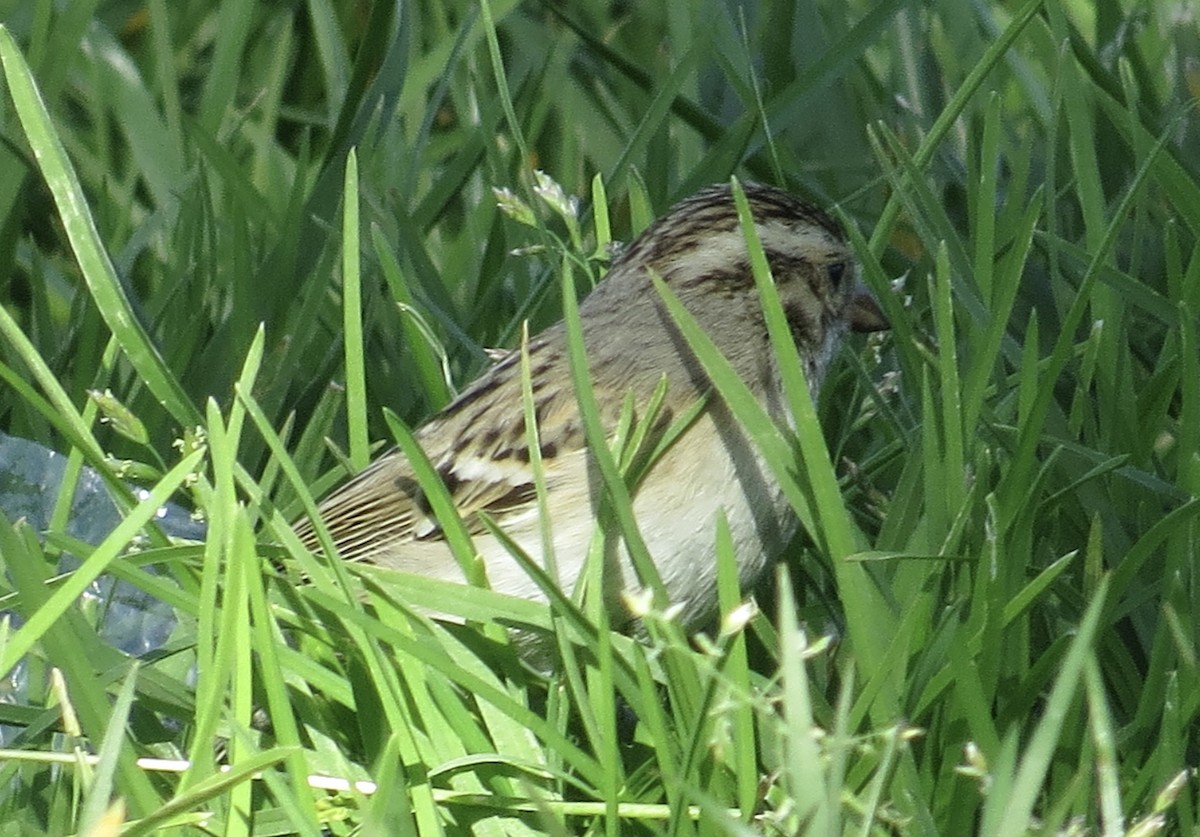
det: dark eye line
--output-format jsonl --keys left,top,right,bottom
{"left": 826, "top": 261, "right": 846, "bottom": 287}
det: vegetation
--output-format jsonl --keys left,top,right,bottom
{"left": 0, "top": 0, "right": 1197, "bottom": 833}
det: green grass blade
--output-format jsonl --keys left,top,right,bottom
{"left": 0, "top": 25, "right": 201, "bottom": 428}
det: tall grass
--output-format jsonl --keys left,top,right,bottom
{"left": 0, "top": 1, "right": 1197, "bottom": 833}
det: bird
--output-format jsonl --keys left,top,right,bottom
{"left": 294, "top": 181, "right": 888, "bottom": 656}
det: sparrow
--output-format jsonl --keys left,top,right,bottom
{"left": 294, "top": 182, "right": 888, "bottom": 653}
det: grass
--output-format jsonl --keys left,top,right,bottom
{"left": 0, "top": 0, "right": 1198, "bottom": 833}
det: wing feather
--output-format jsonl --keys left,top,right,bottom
{"left": 295, "top": 341, "right": 586, "bottom": 564}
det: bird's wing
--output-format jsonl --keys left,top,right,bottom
{"left": 293, "top": 448, "right": 539, "bottom": 563}
{"left": 294, "top": 353, "right": 588, "bottom": 564}
{"left": 293, "top": 332, "right": 685, "bottom": 566}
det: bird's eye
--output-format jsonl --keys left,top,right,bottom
{"left": 826, "top": 262, "right": 847, "bottom": 287}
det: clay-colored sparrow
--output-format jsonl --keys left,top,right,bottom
{"left": 295, "top": 182, "right": 887, "bottom": 650}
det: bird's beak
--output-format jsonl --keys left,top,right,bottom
{"left": 849, "top": 282, "right": 889, "bottom": 333}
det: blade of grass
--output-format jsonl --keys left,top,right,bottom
{"left": 0, "top": 25, "right": 201, "bottom": 429}
{"left": 558, "top": 256, "right": 665, "bottom": 604}
{"left": 990, "top": 577, "right": 1109, "bottom": 836}
{"left": 342, "top": 149, "right": 369, "bottom": 470}
{"left": 777, "top": 565, "right": 829, "bottom": 831}
{"left": 0, "top": 516, "right": 164, "bottom": 816}
{"left": 866, "top": 0, "right": 1044, "bottom": 258}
